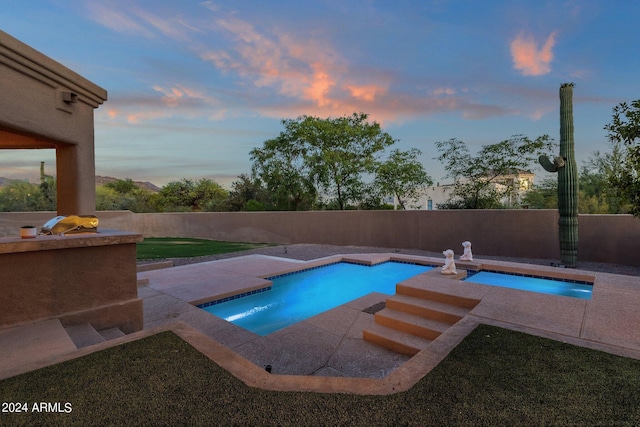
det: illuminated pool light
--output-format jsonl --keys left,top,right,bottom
{"left": 200, "top": 261, "right": 433, "bottom": 336}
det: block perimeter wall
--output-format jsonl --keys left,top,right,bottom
{"left": 1, "top": 210, "right": 638, "bottom": 267}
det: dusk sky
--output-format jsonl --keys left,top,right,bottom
{"left": 1, "top": 0, "right": 639, "bottom": 188}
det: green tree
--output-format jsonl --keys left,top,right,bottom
{"left": 304, "top": 113, "right": 395, "bottom": 209}
{"left": 250, "top": 136, "right": 317, "bottom": 211}
{"left": 354, "top": 182, "right": 395, "bottom": 210}
{"left": 39, "top": 176, "right": 56, "bottom": 210}
{"left": 579, "top": 144, "right": 630, "bottom": 214}
{"left": 96, "top": 178, "right": 158, "bottom": 212}
{"left": 96, "top": 185, "right": 123, "bottom": 211}
{"left": 226, "top": 174, "right": 271, "bottom": 211}
{"left": 609, "top": 145, "right": 640, "bottom": 216}
{"left": 604, "top": 100, "right": 640, "bottom": 216}
{"left": 605, "top": 100, "right": 640, "bottom": 145}
{"left": 251, "top": 113, "right": 395, "bottom": 210}
{"left": 435, "top": 135, "right": 555, "bottom": 209}
{"left": 157, "top": 178, "right": 228, "bottom": 212}
{"left": 523, "top": 149, "right": 630, "bottom": 214}
{"left": 374, "top": 148, "right": 432, "bottom": 210}
{"left": 0, "top": 180, "right": 50, "bottom": 211}
{"left": 521, "top": 177, "right": 558, "bottom": 209}
{"left": 526, "top": 179, "right": 614, "bottom": 213}
{"left": 104, "top": 178, "right": 138, "bottom": 194}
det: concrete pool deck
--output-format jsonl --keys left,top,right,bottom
{"left": 2, "top": 250, "right": 640, "bottom": 395}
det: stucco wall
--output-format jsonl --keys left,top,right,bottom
{"left": 1, "top": 210, "right": 638, "bottom": 266}
{"left": 0, "top": 230, "right": 143, "bottom": 332}
{"left": 115, "top": 210, "right": 563, "bottom": 261}
{"left": 0, "top": 30, "right": 107, "bottom": 215}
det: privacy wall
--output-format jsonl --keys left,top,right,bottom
{"left": 1, "top": 210, "right": 638, "bottom": 267}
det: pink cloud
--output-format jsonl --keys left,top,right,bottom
{"left": 347, "top": 84, "right": 388, "bottom": 102}
{"left": 510, "top": 32, "right": 557, "bottom": 76}
{"left": 204, "top": 17, "right": 344, "bottom": 109}
{"left": 202, "top": 16, "right": 410, "bottom": 122}
{"left": 85, "top": 1, "right": 196, "bottom": 41}
{"left": 432, "top": 87, "right": 456, "bottom": 96}
{"left": 91, "top": 4, "right": 533, "bottom": 127}
{"left": 103, "top": 84, "right": 222, "bottom": 124}
{"left": 134, "top": 10, "right": 197, "bottom": 42}
{"left": 125, "top": 110, "right": 168, "bottom": 124}
{"left": 152, "top": 85, "right": 216, "bottom": 108}
{"left": 85, "top": 2, "right": 154, "bottom": 37}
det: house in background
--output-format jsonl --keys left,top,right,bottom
{"left": 392, "top": 171, "right": 536, "bottom": 210}
{"left": 391, "top": 182, "right": 455, "bottom": 210}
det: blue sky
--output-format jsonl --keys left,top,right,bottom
{"left": 1, "top": 0, "right": 639, "bottom": 187}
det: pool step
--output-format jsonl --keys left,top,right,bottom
{"left": 363, "top": 323, "right": 433, "bottom": 356}
{"left": 386, "top": 295, "right": 470, "bottom": 324}
{"left": 395, "top": 283, "right": 480, "bottom": 309}
{"left": 363, "top": 279, "right": 480, "bottom": 356}
{"left": 374, "top": 308, "right": 450, "bottom": 340}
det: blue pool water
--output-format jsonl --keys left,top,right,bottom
{"left": 464, "top": 271, "right": 593, "bottom": 299}
{"left": 202, "top": 261, "right": 432, "bottom": 336}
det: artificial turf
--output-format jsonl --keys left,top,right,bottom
{"left": 136, "top": 237, "right": 271, "bottom": 260}
{"left": 1, "top": 324, "right": 639, "bottom": 426}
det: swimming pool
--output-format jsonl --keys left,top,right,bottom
{"left": 464, "top": 271, "right": 593, "bottom": 299}
{"left": 201, "top": 261, "right": 433, "bottom": 336}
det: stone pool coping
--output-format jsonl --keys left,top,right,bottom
{"left": 4, "top": 252, "right": 640, "bottom": 395}
{"left": 138, "top": 252, "right": 598, "bottom": 307}
{"left": 134, "top": 252, "right": 640, "bottom": 394}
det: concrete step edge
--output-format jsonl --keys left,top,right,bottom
{"left": 64, "top": 323, "right": 105, "bottom": 349}
{"left": 396, "top": 283, "right": 481, "bottom": 309}
{"left": 98, "top": 327, "right": 126, "bottom": 341}
{"left": 363, "top": 323, "right": 432, "bottom": 357}
{"left": 375, "top": 308, "right": 449, "bottom": 339}
{"left": 137, "top": 261, "right": 174, "bottom": 272}
{"left": 387, "top": 294, "right": 471, "bottom": 318}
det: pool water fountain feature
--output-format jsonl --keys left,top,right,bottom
{"left": 202, "top": 261, "right": 434, "bottom": 336}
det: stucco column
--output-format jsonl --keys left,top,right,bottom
{"left": 56, "top": 141, "right": 96, "bottom": 215}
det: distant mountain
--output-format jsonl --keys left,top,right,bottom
{"left": 0, "top": 177, "right": 18, "bottom": 187}
{"left": 1, "top": 175, "right": 162, "bottom": 192}
{"left": 95, "top": 176, "right": 161, "bottom": 193}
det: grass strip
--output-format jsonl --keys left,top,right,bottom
{"left": 1, "top": 325, "right": 639, "bottom": 426}
{"left": 136, "top": 237, "right": 271, "bottom": 260}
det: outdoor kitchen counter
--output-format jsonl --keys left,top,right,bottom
{"left": 0, "top": 229, "right": 144, "bottom": 333}
{"left": 0, "top": 229, "right": 143, "bottom": 254}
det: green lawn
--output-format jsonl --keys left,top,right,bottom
{"left": 136, "top": 237, "right": 272, "bottom": 260}
{"left": 1, "top": 324, "right": 639, "bottom": 426}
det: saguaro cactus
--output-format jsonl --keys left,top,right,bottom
{"left": 539, "top": 83, "right": 578, "bottom": 267}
